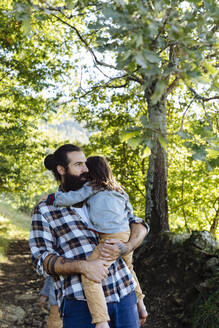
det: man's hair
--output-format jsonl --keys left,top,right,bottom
{"left": 44, "top": 144, "right": 81, "bottom": 181}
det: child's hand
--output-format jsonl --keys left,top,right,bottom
{"left": 38, "top": 295, "right": 48, "bottom": 308}
{"left": 40, "top": 194, "right": 48, "bottom": 202}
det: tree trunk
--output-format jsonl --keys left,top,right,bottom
{"left": 145, "top": 91, "right": 169, "bottom": 234}
{"left": 210, "top": 207, "right": 219, "bottom": 237}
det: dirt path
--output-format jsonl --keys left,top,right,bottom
{"left": 0, "top": 240, "right": 48, "bottom": 327}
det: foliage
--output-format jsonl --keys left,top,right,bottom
{"left": 81, "top": 101, "right": 218, "bottom": 235}
{"left": 0, "top": 0, "right": 83, "bottom": 212}
{"left": 1, "top": 0, "right": 218, "bottom": 233}
{"left": 0, "top": 199, "right": 30, "bottom": 260}
{"left": 191, "top": 275, "right": 219, "bottom": 328}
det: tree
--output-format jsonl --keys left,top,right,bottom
{"left": 0, "top": 0, "right": 76, "bottom": 196}
{"left": 9, "top": 0, "right": 219, "bottom": 233}
{"left": 80, "top": 93, "right": 218, "bottom": 237}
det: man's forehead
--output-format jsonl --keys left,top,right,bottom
{"left": 67, "top": 151, "right": 86, "bottom": 163}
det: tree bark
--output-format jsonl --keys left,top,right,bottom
{"left": 210, "top": 206, "right": 218, "bottom": 237}
{"left": 145, "top": 91, "right": 169, "bottom": 234}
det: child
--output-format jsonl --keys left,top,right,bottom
{"left": 47, "top": 156, "right": 146, "bottom": 328}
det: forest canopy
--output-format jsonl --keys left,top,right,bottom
{"left": 0, "top": 0, "right": 218, "bottom": 236}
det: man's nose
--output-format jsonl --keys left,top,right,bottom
{"left": 82, "top": 163, "right": 88, "bottom": 173}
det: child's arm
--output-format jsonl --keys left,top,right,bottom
{"left": 54, "top": 183, "right": 95, "bottom": 207}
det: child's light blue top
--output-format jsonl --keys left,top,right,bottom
{"left": 54, "top": 183, "right": 136, "bottom": 233}
{"left": 40, "top": 276, "right": 57, "bottom": 306}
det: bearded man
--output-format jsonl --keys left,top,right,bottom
{"left": 29, "top": 144, "right": 148, "bottom": 328}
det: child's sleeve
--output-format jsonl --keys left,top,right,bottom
{"left": 40, "top": 276, "right": 52, "bottom": 297}
{"left": 54, "top": 183, "right": 95, "bottom": 207}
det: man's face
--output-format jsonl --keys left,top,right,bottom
{"left": 66, "top": 151, "right": 88, "bottom": 177}
{"left": 62, "top": 151, "right": 89, "bottom": 192}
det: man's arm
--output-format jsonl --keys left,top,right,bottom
{"left": 43, "top": 255, "right": 109, "bottom": 283}
{"left": 125, "top": 222, "right": 148, "bottom": 254}
{"left": 99, "top": 222, "right": 148, "bottom": 260}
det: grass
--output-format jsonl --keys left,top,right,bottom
{"left": 0, "top": 200, "right": 30, "bottom": 262}
{"left": 192, "top": 287, "right": 219, "bottom": 328}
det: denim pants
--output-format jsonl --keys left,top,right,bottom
{"left": 62, "top": 291, "right": 139, "bottom": 328}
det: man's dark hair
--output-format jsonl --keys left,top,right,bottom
{"left": 44, "top": 144, "right": 81, "bottom": 181}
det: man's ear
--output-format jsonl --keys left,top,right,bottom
{"left": 57, "top": 165, "right": 65, "bottom": 176}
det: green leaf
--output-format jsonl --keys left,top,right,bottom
{"left": 140, "top": 115, "right": 149, "bottom": 127}
{"left": 120, "top": 129, "right": 141, "bottom": 142}
{"left": 141, "top": 146, "right": 151, "bottom": 158}
{"left": 135, "top": 34, "right": 144, "bottom": 48}
{"left": 21, "top": 16, "right": 32, "bottom": 35}
{"left": 158, "top": 134, "right": 167, "bottom": 150}
{"left": 143, "top": 50, "right": 160, "bottom": 64}
{"left": 207, "top": 157, "right": 219, "bottom": 169}
{"left": 151, "top": 80, "right": 166, "bottom": 105}
{"left": 143, "top": 139, "right": 154, "bottom": 150}
{"left": 177, "top": 131, "right": 190, "bottom": 139}
{"left": 183, "top": 141, "right": 194, "bottom": 149}
{"left": 192, "top": 149, "right": 207, "bottom": 161}
{"left": 135, "top": 53, "right": 147, "bottom": 68}
{"left": 128, "top": 137, "right": 144, "bottom": 149}
{"left": 65, "top": 0, "right": 76, "bottom": 9}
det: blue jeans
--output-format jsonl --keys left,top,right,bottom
{"left": 63, "top": 291, "right": 139, "bottom": 328}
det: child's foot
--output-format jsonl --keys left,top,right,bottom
{"left": 95, "top": 321, "right": 110, "bottom": 328}
{"left": 137, "top": 299, "right": 148, "bottom": 327}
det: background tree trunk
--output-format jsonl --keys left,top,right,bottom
{"left": 145, "top": 91, "right": 169, "bottom": 234}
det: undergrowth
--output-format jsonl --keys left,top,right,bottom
{"left": 0, "top": 200, "right": 30, "bottom": 261}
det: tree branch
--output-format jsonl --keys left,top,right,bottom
{"left": 189, "top": 87, "right": 219, "bottom": 102}
{"left": 50, "top": 12, "right": 145, "bottom": 85}
{"left": 167, "top": 75, "right": 180, "bottom": 94}
{"left": 0, "top": 73, "right": 8, "bottom": 82}
{"left": 153, "top": 8, "right": 172, "bottom": 45}
{"left": 51, "top": 13, "right": 120, "bottom": 71}
{"left": 78, "top": 78, "right": 130, "bottom": 99}
{"left": 180, "top": 96, "right": 195, "bottom": 131}
{"left": 202, "top": 100, "right": 213, "bottom": 129}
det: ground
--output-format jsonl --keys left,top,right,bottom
{"left": 0, "top": 233, "right": 218, "bottom": 328}
{"left": 0, "top": 240, "right": 48, "bottom": 327}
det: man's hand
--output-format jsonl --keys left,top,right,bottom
{"left": 80, "top": 259, "right": 109, "bottom": 283}
{"left": 99, "top": 239, "right": 129, "bottom": 261}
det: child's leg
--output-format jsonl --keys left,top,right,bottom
{"left": 122, "top": 252, "right": 145, "bottom": 301}
{"left": 47, "top": 304, "right": 62, "bottom": 328}
{"left": 81, "top": 246, "right": 110, "bottom": 324}
{"left": 81, "top": 233, "right": 127, "bottom": 324}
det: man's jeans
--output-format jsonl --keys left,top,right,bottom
{"left": 62, "top": 291, "right": 139, "bottom": 328}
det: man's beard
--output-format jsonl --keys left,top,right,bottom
{"left": 62, "top": 172, "right": 88, "bottom": 192}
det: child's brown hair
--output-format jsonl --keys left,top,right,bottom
{"left": 86, "top": 156, "right": 123, "bottom": 193}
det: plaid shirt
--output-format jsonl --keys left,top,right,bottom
{"left": 29, "top": 200, "right": 147, "bottom": 310}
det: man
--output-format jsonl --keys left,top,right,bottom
{"left": 29, "top": 144, "right": 149, "bottom": 328}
